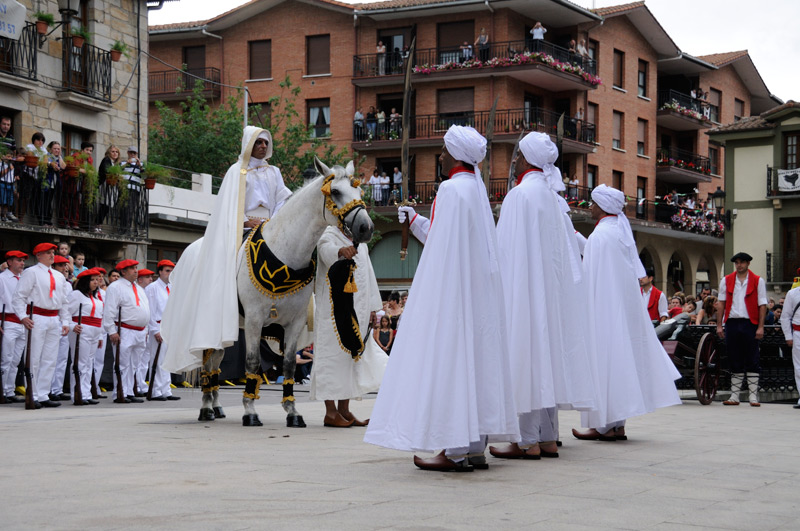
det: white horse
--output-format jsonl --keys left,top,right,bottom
{"left": 198, "top": 158, "right": 373, "bottom": 427}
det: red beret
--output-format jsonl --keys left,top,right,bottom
{"left": 96, "top": 267, "right": 107, "bottom": 275}
{"left": 32, "top": 242, "right": 57, "bottom": 255}
{"left": 137, "top": 268, "right": 155, "bottom": 277}
{"left": 77, "top": 268, "right": 101, "bottom": 279}
{"left": 53, "top": 255, "right": 69, "bottom": 265}
{"left": 157, "top": 259, "right": 175, "bottom": 269}
{"left": 115, "top": 259, "right": 139, "bottom": 271}
{"left": 5, "top": 250, "right": 27, "bottom": 259}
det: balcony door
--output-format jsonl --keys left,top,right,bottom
{"left": 437, "top": 21, "right": 474, "bottom": 63}
{"left": 64, "top": 0, "right": 89, "bottom": 91}
{"left": 378, "top": 27, "right": 412, "bottom": 74}
{"left": 183, "top": 46, "right": 206, "bottom": 90}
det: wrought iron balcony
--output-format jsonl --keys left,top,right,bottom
{"left": 657, "top": 90, "right": 719, "bottom": 130}
{"left": 656, "top": 147, "right": 712, "bottom": 184}
{"left": 149, "top": 67, "right": 221, "bottom": 100}
{"left": 62, "top": 41, "right": 111, "bottom": 102}
{"left": 0, "top": 22, "right": 37, "bottom": 81}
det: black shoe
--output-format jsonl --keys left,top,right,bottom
{"left": 74, "top": 400, "right": 88, "bottom": 406}
{"left": 166, "top": 396, "right": 181, "bottom": 401}
{"left": 96, "top": 395, "right": 108, "bottom": 399}
{"left": 148, "top": 396, "right": 167, "bottom": 401}
{"left": 57, "top": 393, "right": 71, "bottom": 401}
{"left": 794, "top": 405, "right": 800, "bottom": 409}
{"left": 85, "top": 399, "right": 99, "bottom": 405}
{"left": 127, "top": 396, "right": 144, "bottom": 403}
{"left": 34, "top": 401, "right": 42, "bottom": 409}
{"left": 5, "top": 396, "right": 24, "bottom": 403}
{"left": 48, "top": 393, "right": 62, "bottom": 401}
{"left": 40, "top": 400, "right": 62, "bottom": 408}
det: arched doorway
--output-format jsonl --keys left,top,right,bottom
{"left": 667, "top": 252, "right": 686, "bottom": 295}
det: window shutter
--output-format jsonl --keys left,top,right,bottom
{"left": 249, "top": 40, "right": 271, "bottom": 79}
{"left": 307, "top": 35, "right": 330, "bottom": 76}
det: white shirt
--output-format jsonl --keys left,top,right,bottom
{"left": 145, "top": 277, "right": 171, "bottom": 335}
{"left": 244, "top": 159, "right": 291, "bottom": 220}
{"left": 0, "top": 268, "right": 22, "bottom": 312}
{"left": 369, "top": 175, "right": 383, "bottom": 200}
{"left": 641, "top": 287, "right": 668, "bottom": 318}
{"left": 393, "top": 171, "right": 402, "bottom": 184}
{"left": 531, "top": 27, "right": 547, "bottom": 39}
{"left": 67, "top": 290, "right": 104, "bottom": 329}
{"left": 780, "top": 286, "right": 800, "bottom": 340}
{"left": 103, "top": 277, "right": 151, "bottom": 334}
{"left": 380, "top": 175, "right": 391, "bottom": 190}
{"left": 718, "top": 273, "right": 767, "bottom": 320}
{"left": 12, "top": 262, "right": 71, "bottom": 326}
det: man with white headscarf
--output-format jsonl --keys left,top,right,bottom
{"left": 161, "top": 127, "right": 291, "bottom": 373}
{"left": 572, "top": 185, "right": 681, "bottom": 441}
{"left": 364, "top": 125, "right": 519, "bottom": 472}
{"left": 489, "top": 132, "right": 597, "bottom": 461}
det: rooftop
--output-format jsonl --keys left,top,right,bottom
{"left": 708, "top": 101, "right": 800, "bottom": 134}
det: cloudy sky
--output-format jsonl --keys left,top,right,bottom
{"left": 150, "top": 0, "right": 798, "bottom": 102}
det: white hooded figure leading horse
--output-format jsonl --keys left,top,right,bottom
{"left": 161, "top": 126, "right": 373, "bottom": 427}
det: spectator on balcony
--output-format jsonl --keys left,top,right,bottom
{"left": 568, "top": 175, "right": 579, "bottom": 199}
{"left": 353, "top": 107, "right": 365, "bottom": 141}
{"left": 376, "top": 109, "right": 386, "bottom": 139}
{"left": 391, "top": 47, "right": 403, "bottom": 73}
{"left": 392, "top": 166, "right": 402, "bottom": 200}
{"left": 459, "top": 41, "right": 473, "bottom": 63}
{"left": 18, "top": 132, "right": 47, "bottom": 223}
{"left": 0, "top": 116, "right": 15, "bottom": 153}
{"left": 381, "top": 172, "right": 391, "bottom": 206}
{"left": 366, "top": 106, "right": 377, "bottom": 140}
{"left": 368, "top": 169, "right": 382, "bottom": 206}
{"left": 120, "top": 146, "right": 144, "bottom": 236}
{"left": 376, "top": 41, "right": 386, "bottom": 76}
{"left": 389, "top": 184, "right": 401, "bottom": 204}
{"left": 475, "top": 28, "right": 490, "bottom": 62}
{"left": 389, "top": 109, "right": 401, "bottom": 137}
{"left": 529, "top": 22, "right": 547, "bottom": 52}
{"left": 576, "top": 39, "right": 588, "bottom": 58}
{"left": 0, "top": 146, "right": 16, "bottom": 223}
{"left": 685, "top": 195, "right": 696, "bottom": 210}
{"left": 37, "top": 141, "right": 64, "bottom": 227}
{"left": 568, "top": 39, "right": 577, "bottom": 54}
{"left": 96, "top": 145, "right": 121, "bottom": 232}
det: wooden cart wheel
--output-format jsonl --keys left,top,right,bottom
{"left": 694, "top": 332, "right": 720, "bottom": 405}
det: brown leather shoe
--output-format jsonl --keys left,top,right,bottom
{"left": 489, "top": 443, "right": 541, "bottom": 460}
{"left": 341, "top": 412, "right": 369, "bottom": 426}
{"left": 539, "top": 441, "right": 559, "bottom": 457}
{"left": 722, "top": 400, "right": 740, "bottom": 406}
{"left": 413, "top": 451, "right": 473, "bottom": 472}
{"left": 750, "top": 402, "right": 761, "bottom": 407}
{"left": 323, "top": 414, "right": 355, "bottom": 428}
{"left": 572, "top": 428, "right": 616, "bottom": 441}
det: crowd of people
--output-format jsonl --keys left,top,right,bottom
{"left": 0, "top": 241, "right": 178, "bottom": 407}
{"left": 0, "top": 117, "right": 149, "bottom": 235}
{"left": 354, "top": 106, "right": 403, "bottom": 142}
{"left": 367, "top": 166, "right": 403, "bottom": 205}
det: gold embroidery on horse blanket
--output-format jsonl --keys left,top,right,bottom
{"left": 246, "top": 222, "right": 315, "bottom": 298}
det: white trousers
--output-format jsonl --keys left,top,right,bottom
{"left": 519, "top": 408, "right": 558, "bottom": 445}
{"left": 793, "top": 331, "right": 800, "bottom": 405}
{"left": 68, "top": 325, "right": 103, "bottom": 400}
{"left": 30, "top": 315, "right": 63, "bottom": 402}
{"left": 446, "top": 435, "right": 488, "bottom": 461}
{"left": 1, "top": 321, "right": 26, "bottom": 397}
{"left": 597, "top": 420, "right": 626, "bottom": 434}
{"left": 50, "top": 334, "right": 70, "bottom": 395}
{"left": 134, "top": 333, "right": 150, "bottom": 394}
{"left": 94, "top": 334, "right": 107, "bottom": 391}
{"left": 147, "top": 335, "right": 172, "bottom": 398}
{"left": 114, "top": 327, "right": 147, "bottom": 397}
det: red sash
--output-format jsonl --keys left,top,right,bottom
{"left": 642, "top": 287, "right": 663, "bottom": 321}
{"left": 723, "top": 270, "right": 760, "bottom": 325}
{"left": 74, "top": 316, "right": 102, "bottom": 327}
{"left": 115, "top": 321, "right": 145, "bottom": 331}
{"left": 2, "top": 312, "right": 21, "bottom": 324}
{"left": 33, "top": 307, "right": 59, "bottom": 317}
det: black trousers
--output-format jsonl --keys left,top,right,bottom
{"left": 724, "top": 318, "right": 760, "bottom": 373}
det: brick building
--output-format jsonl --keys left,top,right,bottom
{"left": 148, "top": 0, "right": 780, "bottom": 294}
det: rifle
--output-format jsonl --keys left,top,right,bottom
{"left": 91, "top": 369, "right": 100, "bottom": 399}
{"left": 0, "top": 304, "right": 6, "bottom": 404}
{"left": 24, "top": 303, "right": 34, "bottom": 410}
{"left": 146, "top": 341, "right": 162, "bottom": 400}
{"left": 113, "top": 308, "right": 125, "bottom": 403}
{"left": 72, "top": 306, "right": 82, "bottom": 405}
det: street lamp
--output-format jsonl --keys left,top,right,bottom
{"left": 710, "top": 186, "right": 731, "bottom": 229}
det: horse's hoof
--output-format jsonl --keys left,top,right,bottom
{"left": 286, "top": 414, "right": 306, "bottom": 428}
{"left": 213, "top": 406, "right": 226, "bottom": 419}
{"left": 198, "top": 408, "right": 215, "bottom": 421}
{"left": 242, "top": 414, "right": 263, "bottom": 427}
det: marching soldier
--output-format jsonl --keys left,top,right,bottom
{"left": 0, "top": 250, "right": 28, "bottom": 402}
{"left": 49, "top": 254, "right": 73, "bottom": 401}
{"left": 145, "top": 260, "right": 179, "bottom": 401}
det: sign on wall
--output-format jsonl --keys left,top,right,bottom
{"left": 0, "top": 1, "right": 26, "bottom": 41}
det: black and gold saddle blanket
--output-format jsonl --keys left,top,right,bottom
{"left": 328, "top": 258, "right": 366, "bottom": 360}
{"left": 246, "top": 222, "right": 315, "bottom": 298}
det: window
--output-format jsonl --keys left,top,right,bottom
{"left": 147, "top": 246, "right": 182, "bottom": 273}
{"left": 62, "top": 126, "right": 90, "bottom": 155}
{"left": 709, "top": 146, "right": 719, "bottom": 175}
{"left": 708, "top": 88, "right": 721, "bottom": 122}
{"left": 612, "top": 170, "right": 623, "bottom": 192}
{"left": 306, "top": 35, "right": 330, "bottom": 76}
{"left": 613, "top": 49, "right": 624, "bottom": 88}
{"left": 307, "top": 98, "right": 330, "bottom": 138}
{"left": 587, "top": 164, "right": 597, "bottom": 190}
{"left": 248, "top": 40, "right": 271, "bottom": 79}
{"left": 588, "top": 40, "right": 598, "bottom": 63}
{"left": 637, "top": 60, "right": 648, "bottom": 97}
{"left": 637, "top": 119, "right": 647, "bottom": 156}
{"left": 612, "top": 111, "right": 623, "bottom": 150}
{"left": 437, "top": 87, "right": 474, "bottom": 127}
{"left": 734, "top": 98, "right": 744, "bottom": 122}
{"left": 587, "top": 102, "right": 598, "bottom": 141}
{"left": 785, "top": 133, "right": 800, "bottom": 170}
{"left": 636, "top": 177, "right": 647, "bottom": 219}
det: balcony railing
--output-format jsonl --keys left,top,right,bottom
{"left": 657, "top": 89, "right": 719, "bottom": 123}
{"left": 656, "top": 147, "right": 711, "bottom": 175}
{"left": 354, "top": 107, "right": 596, "bottom": 145}
{"left": 62, "top": 41, "right": 111, "bottom": 102}
{"left": 7, "top": 160, "right": 148, "bottom": 239}
{"left": 765, "top": 166, "right": 800, "bottom": 198}
{"left": 0, "top": 22, "right": 37, "bottom": 81}
{"left": 149, "top": 67, "right": 221, "bottom": 98}
{"left": 353, "top": 39, "right": 597, "bottom": 79}
{"left": 766, "top": 252, "right": 798, "bottom": 284}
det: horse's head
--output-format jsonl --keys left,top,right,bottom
{"left": 315, "top": 158, "right": 374, "bottom": 245}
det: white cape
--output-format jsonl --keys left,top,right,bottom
{"left": 496, "top": 173, "right": 597, "bottom": 413}
{"left": 580, "top": 216, "right": 681, "bottom": 428}
{"left": 310, "top": 227, "right": 387, "bottom": 400}
{"left": 161, "top": 126, "right": 282, "bottom": 373}
{"left": 364, "top": 172, "right": 520, "bottom": 453}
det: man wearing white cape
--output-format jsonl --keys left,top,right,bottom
{"left": 364, "top": 125, "right": 519, "bottom": 472}
{"left": 160, "top": 127, "right": 291, "bottom": 373}
{"left": 572, "top": 185, "right": 681, "bottom": 441}
{"left": 489, "top": 132, "right": 597, "bottom": 460}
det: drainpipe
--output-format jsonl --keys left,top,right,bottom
{"left": 354, "top": 13, "right": 359, "bottom": 134}
{"left": 202, "top": 29, "right": 223, "bottom": 102}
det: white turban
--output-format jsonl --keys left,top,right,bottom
{"left": 519, "top": 131, "right": 564, "bottom": 192}
{"left": 591, "top": 185, "right": 645, "bottom": 278}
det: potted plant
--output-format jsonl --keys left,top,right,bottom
{"left": 34, "top": 12, "right": 55, "bottom": 35}
{"left": 110, "top": 40, "right": 129, "bottom": 62}
{"left": 81, "top": 160, "right": 99, "bottom": 205}
{"left": 23, "top": 151, "right": 39, "bottom": 168}
{"left": 105, "top": 163, "right": 123, "bottom": 186}
{"left": 63, "top": 154, "right": 81, "bottom": 178}
{"left": 142, "top": 162, "right": 170, "bottom": 189}
{"left": 70, "top": 26, "right": 91, "bottom": 48}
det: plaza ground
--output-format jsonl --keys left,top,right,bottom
{"left": 2, "top": 385, "right": 798, "bottom": 530}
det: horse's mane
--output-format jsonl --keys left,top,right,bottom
{"left": 282, "top": 164, "right": 350, "bottom": 205}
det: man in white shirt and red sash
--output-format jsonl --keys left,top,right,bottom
{"left": 145, "top": 260, "right": 179, "bottom": 401}
{"left": 779, "top": 280, "right": 800, "bottom": 409}
{"left": 0, "top": 250, "right": 28, "bottom": 403}
{"left": 103, "top": 259, "right": 150, "bottom": 403}
{"left": 715, "top": 252, "right": 767, "bottom": 407}
{"left": 12, "top": 242, "right": 71, "bottom": 408}
{"left": 48, "top": 254, "right": 73, "bottom": 401}
{"left": 640, "top": 268, "right": 668, "bottom": 323}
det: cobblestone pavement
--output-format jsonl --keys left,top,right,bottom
{"left": 2, "top": 386, "right": 799, "bottom": 530}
